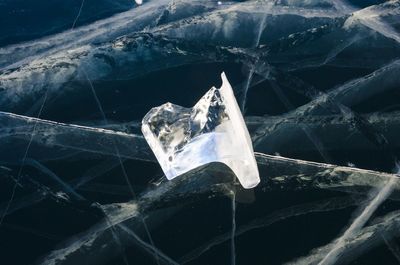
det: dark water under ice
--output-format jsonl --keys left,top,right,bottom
{"left": 1, "top": 1, "right": 400, "bottom": 265}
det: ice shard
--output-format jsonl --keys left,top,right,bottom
{"left": 142, "top": 72, "right": 260, "bottom": 189}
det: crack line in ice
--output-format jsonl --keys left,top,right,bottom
{"left": 97, "top": 204, "right": 134, "bottom": 265}
{"left": 241, "top": 67, "right": 254, "bottom": 112}
{"left": 253, "top": 59, "right": 400, "bottom": 156}
{"left": 0, "top": 0, "right": 170, "bottom": 68}
{"left": 38, "top": 168, "right": 222, "bottom": 265}
{"left": 4, "top": 2, "right": 396, "bottom": 107}
{"left": 179, "top": 195, "right": 363, "bottom": 264}
{"left": 382, "top": 234, "right": 400, "bottom": 263}
{"left": 118, "top": 223, "right": 180, "bottom": 265}
{"left": 267, "top": 80, "right": 334, "bottom": 162}
{"left": 241, "top": 9, "right": 268, "bottom": 112}
{"left": 0, "top": 111, "right": 154, "bottom": 163}
{"left": 0, "top": 88, "right": 49, "bottom": 227}
{"left": 345, "top": 1, "right": 400, "bottom": 44}
{"left": 322, "top": 33, "right": 364, "bottom": 65}
{"left": 3, "top": 107, "right": 400, "bottom": 165}
{"left": 71, "top": 0, "right": 86, "bottom": 30}
{"left": 12, "top": 160, "right": 136, "bottom": 265}
{"left": 231, "top": 189, "right": 236, "bottom": 265}
{"left": 83, "top": 70, "right": 161, "bottom": 265}
{"left": 24, "top": 158, "right": 85, "bottom": 201}
{"left": 286, "top": 195, "right": 400, "bottom": 264}
{"left": 35, "top": 151, "right": 400, "bottom": 264}
{"left": 318, "top": 174, "right": 398, "bottom": 265}
{"left": 287, "top": 213, "right": 400, "bottom": 264}
{"left": 0, "top": 159, "right": 122, "bottom": 218}
{"left": 0, "top": 128, "right": 396, "bottom": 221}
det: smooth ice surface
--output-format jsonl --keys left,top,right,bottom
{"left": 142, "top": 72, "right": 260, "bottom": 189}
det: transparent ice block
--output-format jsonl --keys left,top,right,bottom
{"left": 141, "top": 72, "right": 260, "bottom": 189}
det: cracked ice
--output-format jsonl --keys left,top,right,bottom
{"left": 1, "top": 0, "right": 400, "bottom": 264}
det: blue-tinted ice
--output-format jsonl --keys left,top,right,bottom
{"left": 142, "top": 72, "right": 260, "bottom": 189}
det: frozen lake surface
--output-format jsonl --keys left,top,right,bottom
{"left": 0, "top": 0, "right": 400, "bottom": 264}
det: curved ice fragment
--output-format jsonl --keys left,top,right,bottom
{"left": 141, "top": 72, "right": 260, "bottom": 189}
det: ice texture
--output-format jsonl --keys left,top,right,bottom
{"left": 142, "top": 72, "right": 260, "bottom": 189}
{"left": 2, "top": 0, "right": 400, "bottom": 264}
